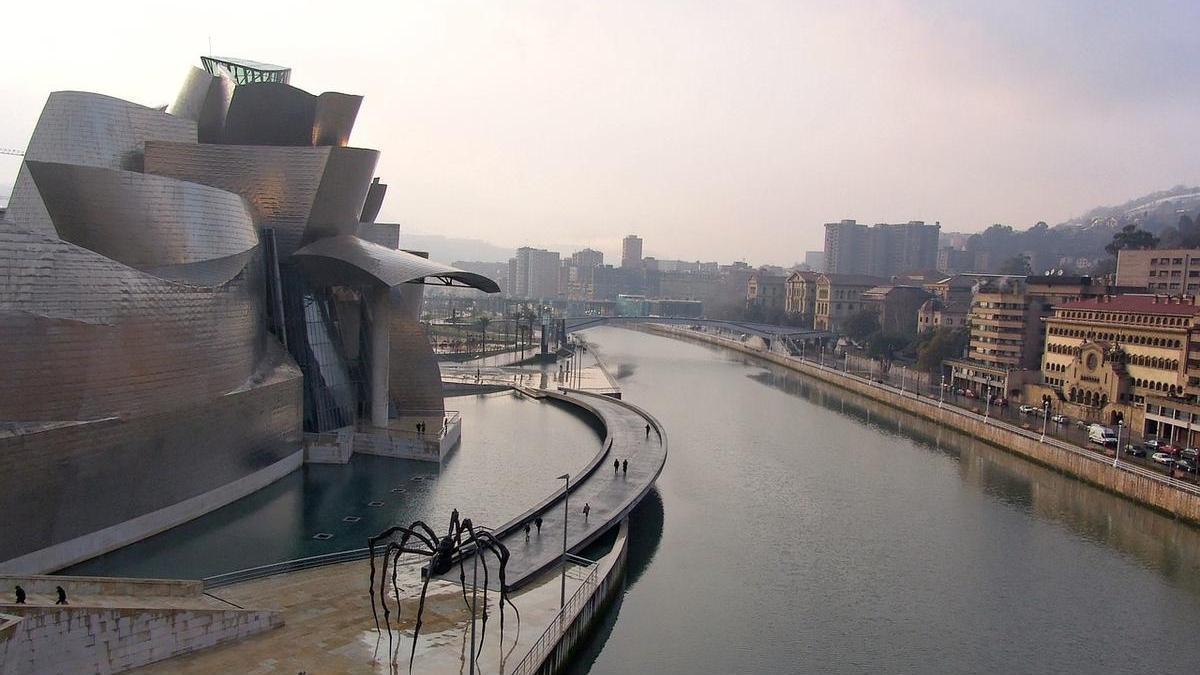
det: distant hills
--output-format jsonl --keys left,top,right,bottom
{"left": 942, "top": 185, "right": 1200, "bottom": 275}
{"left": 397, "top": 232, "right": 515, "bottom": 265}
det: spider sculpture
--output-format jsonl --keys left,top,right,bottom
{"left": 368, "top": 511, "right": 519, "bottom": 670}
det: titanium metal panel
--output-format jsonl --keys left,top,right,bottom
{"left": 223, "top": 83, "right": 317, "bottom": 146}
{"left": 169, "top": 66, "right": 235, "bottom": 144}
{"left": 6, "top": 91, "right": 197, "bottom": 236}
{"left": 305, "top": 148, "right": 379, "bottom": 243}
{"left": 388, "top": 317, "right": 445, "bottom": 417}
{"left": 312, "top": 92, "right": 362, "bottom": 147}
{"left": 143, "top": 142, "right": 379, "bottom": 257}
{"left": 0, "top": 229, "right": 268, "bottom": 423}
{"left": 220, "top": 84, "right": 361, "bottom": 147}
{"left": 0, "top": 352, "right": 301, "bottom": 562}
{"left": 22, "top": 91, "right": 196, "bottom": 170}
{"left": 25, "top": 161, "right": 258, "bottom": 284}
{"left": 359, "top": 178, "right": 387, "bottom": 223}
{"left": 291, "top": 234, "right": 502, "bottom": 292}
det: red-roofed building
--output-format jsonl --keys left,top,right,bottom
{"left": 1042, "top": 294, "right": 1200, "bottom": 441}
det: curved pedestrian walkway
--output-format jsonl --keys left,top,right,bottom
{"left": 451, "top": 388, "right": 667, "bottom": 589}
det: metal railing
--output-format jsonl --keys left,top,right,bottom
{"left": 203, "top": 547, "right": 373, "bottom": 589}
{"left": 509, "top": 561, "right": 600, "bottom": 675}
{"left": 681, "top": 326, "right": 1200, "bottom": 499}
{"left": 358, "top": 410, "right": 461, "bottom": 441}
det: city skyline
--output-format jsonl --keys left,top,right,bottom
{"left": 4, "top": 1, "right": 1200, "bottom": 265}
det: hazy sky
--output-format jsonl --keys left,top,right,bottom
{"left": 3, "top": 1, "right": 1199, "bottom": 265}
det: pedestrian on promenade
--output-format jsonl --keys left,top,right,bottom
{"left": 583, "top": 503, "right": 591, "bottom": 521}
{"left": 524, "top": 523, "right": 531, "bottom": 542}
{"left": 55, "top": 586, "right": 68, "bottom": 605}
{"left": 14, "top": 586, "right": 25, "bottom": 604}
{"left": 614, "top": 458, "right": 620, "bottom": 473}
{"left": 622, "top": 459, "right": 628, "bottom": 475}
{"left": 645, "top": 423, "right": 651, "bottom": 438}
{"left": 535, "top": 516, "right": 543, "bottom": 534}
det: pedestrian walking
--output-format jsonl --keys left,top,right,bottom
{"left": 645, "top": 423, "right": 651, "bottom": 438}
{"left": 535, "top": 516, "right": 543, "bottom": 534}
{"left": 14, "top": 586, "right": 25, "bottom": 604}
{"left": 55, "top": 586, "right": 68, "bottom": 605}
{"left": 622, "top": 459, "right": 628, "bottom": 475}
{"left": 583, "top": 503, "right": 591, "bottom": 521}
{"left": 614, "top": 458, "right": 620, "bottom": 473}
{"left": 524, "top": 523, "right": 531, "bottom": 542}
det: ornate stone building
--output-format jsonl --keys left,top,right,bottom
{"left": 1041, "top": 295, "right": 1200, "bottom": 440}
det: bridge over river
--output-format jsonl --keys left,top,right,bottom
{"left": 562, "top": 315, "right": 830, "bottom": 345}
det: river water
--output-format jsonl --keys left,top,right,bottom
{"left": 573, "top": 326, "right": 1200, "bottom": 675}
{"left": 65, "top": 392, "right": 601, "bottom": 579}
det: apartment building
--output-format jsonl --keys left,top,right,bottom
{"left": 823, "top": 219, "right": 940, "bottom": 277}
{"left": 813, "top": 273, "right": 884, "bottom": 332}
{"left": 949, "top": 275, "right": 1110, "bottom": 398}
{"left": 1115, "top": 248, "right": 1200, "bottom": 294}
{"left": 784, "top": 271, "right": 820, "bottom": 326}
{"left": 746, "top": 272, "right": 787, "bottom": 313}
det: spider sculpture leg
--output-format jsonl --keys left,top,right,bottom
{"left": 459, "top": 520, "right": 493, "bottom": 665}
{"left": 368, "top": 525, "right": 436, "bottom": 632}
{"left": 379, "top": 535, "right": 437, "bottom": 637}
{"left": 408, "top": 562, "right": 436, "bottom": 670}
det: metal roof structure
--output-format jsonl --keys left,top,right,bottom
{"left": 201, "top": 56, "right": 291, "bottom": 84}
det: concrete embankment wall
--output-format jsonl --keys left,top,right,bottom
{"left": 0, "top": 575, "right": 280, "bottom": 674}
{"left": 647, "top": 324, "right": 1200, "bottom": 525}
{"left": 524, "top": 519, "right": 630, "bottom": 675}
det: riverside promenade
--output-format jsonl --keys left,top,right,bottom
{"left": 454, "top": 388, "right": 665, "bottom": 588}
{"left": 649, "top": 323, "right": 1200, "bottom": 525}
{"left": 127, "top": 368, "right": 664, "bottom": 672}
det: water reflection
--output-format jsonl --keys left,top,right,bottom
{"left": 564, "top": 487, "right": 664, "bottom": 675}
{"left": 64, "top": 392, "right": 603, "bottom": 579}
{"left": 580, "top": 326, "right": 1200, "bottom": 675}
{"left": 744, "top": 359, "right": 1200, "bottom": 595}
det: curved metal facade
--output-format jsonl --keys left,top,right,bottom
{"left": 143, "top": 142, "right": 379, "bottom": 257}
{"left": 292, "top": 234, "right": 502, "bottom": 292}
{"left": 0, "top": 56, "right": 498, "bottom": 572}
{"left": 25, "top": 160, "right": 258, "bottom": 283}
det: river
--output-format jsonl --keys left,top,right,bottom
{"left": 573, "top": 326, "right": 1200, "bottom": 674}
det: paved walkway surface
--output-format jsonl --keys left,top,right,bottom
{"left": 467, "top": 389, "right": 666, "bottom": 588}
{"left": 129, "top": 555, "right": 601, "bottom": 674}
{"left": 441, "top": 343, "right": 620, "bottom": 397}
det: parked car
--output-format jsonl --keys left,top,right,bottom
{"left": 1182, "top": 448, "right": 1199, "bottom": 460}
{"left": 1152, "top": 452, "right": 1176, "bottom": 465}
{"left": 1075, "top": 419, "right": 1091, "bottom": 429}
{"left": 1050, "top": 414, "right": 1069, "bottom": 424}
{"left": 1123, "top": 444, "right": 1147, "bottom": 457}
{"left": 1145, "top": 439, "right": 1169, "bottom": 451}
{"left": 1163, "top": 444, "right": 1184, "bottom": 457}
{"left": 1088, "top": 424, "right": 1118, "bottom": 447}
{"left": 1019, "top": 405, "right": 1038, "bottom": 415}
{"left": 1176, "top": 460, "right": 1198, "bottom": 474}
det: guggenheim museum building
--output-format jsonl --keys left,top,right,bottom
{"left": 0, "top": 57, "right": 498, "bottom": 573}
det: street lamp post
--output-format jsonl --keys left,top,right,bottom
{"left": 557, "top": 473, "right": 570, "bottom": 608}
{"left": 900, "top": 366, "right": 907, "bottom": 394}
{"left": 984, "top": 389, "right": 991, "bottom": 420}
{"left": 1115, "top": 419, "right": 1123, "bottom": 468}
{"left": 939, "top": 375, "right": 945, "bottom": 408}
{"left": 844, "top": 352, "right": 849, "bottom": 373}
{"left": 1040, "top": 400, "right": 1050, "bottom": 442}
